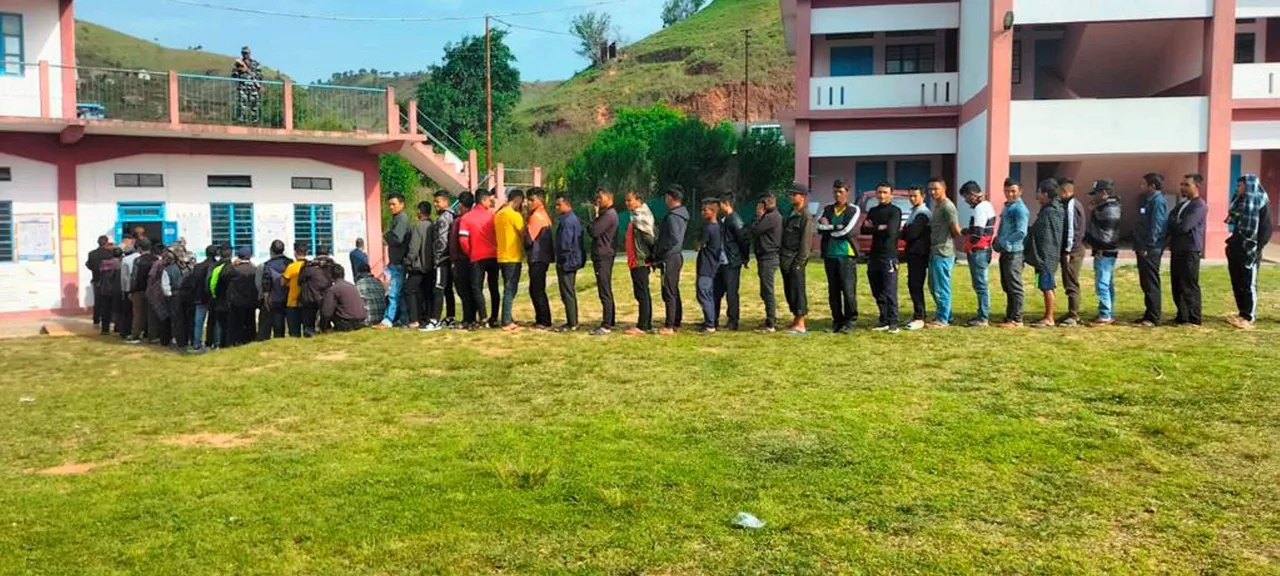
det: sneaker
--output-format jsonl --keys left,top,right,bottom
{"left": 1136, "top": 320, "right": 1156, "bottom": 328}
{"left": 419, "top": 321, "right": 442, "bottom": 332}
{"left": 905, "top": 320, "right": 925, "bottom": 331}
{"left": 786, "top": 328, "right": 808, "bottom": 336}
{"left": 888, "top": 326, "right": 900, "bottom": 334}
{"left": 124, "top": 337, "right": 143, "bottom": 345}
{"left": 487, "top": 320, "right": 500, "bottom": 329}
{"left": 871, "top": 325, "right": 891, "bottom": 332}
{"left": 965, "top": 319, "right": 990, "bottom": 328}
{"left": 590, "top": 326, "right": 612, "bottom": 336}
{"left": 623, "top": 327, "right": 648, "bottom": 336}
{"left": 756, "top": 324, "right": 777, "bottom": 333}
{"left": 531, "top": 324, "right": 553, "bottom": 332}
{"left": 1058, "top": 317, "right": 1079, "bottom": 328}
{"left": 556, "top": 324, "right": 578, "bottom": 333}
{"left": 697, "top": 326, "right": 716, "bottom": 334}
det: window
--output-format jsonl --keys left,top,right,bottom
{"left": 1, "top": 13, "right": 21, "bottom": 77}
{"left": 886, "top": 30, "right": 937, "bottom": 38}
{"left": 291, "top": 177, "right": 333, "bottom": 190}
{"left": 207, "top": 175, "right": 253, "bottom": 188}
{"left": 293, "top": 203, "right": 333, "bottom": 255}
{"left": 0, "top": 167, "right": 10, "bottom": 182}
{"left": 0, "top": 201, "right": 12, "bottom": 262}
{"left": 1236, "top": 33, "right": 1257, "bottom": 64}
{"left": 886, "top": 44, "right": 935, "bottom": 75}
{"left": 1012, "top": 39, "right": 1022, "bottom": 84}
{"left": 825, "top": 32, "right": 873, "bottom": 41}
{"left": 114, "top": 173, "right": 164, "bottom": 188}
{"left": 211, "top": 203, "right": 254, "bottom": 251}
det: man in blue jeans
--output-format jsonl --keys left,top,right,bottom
{"left": 379, "top": 193, "right": 411, "bottom": 328}
{"left": 1085, "top": 180, "right": 1122, "bottom": 325}
{"left": 926, "top": 177, "right": 961, "bottom": 328}
{"left": 960, "top": 181, "right": 996, "bottom": 327}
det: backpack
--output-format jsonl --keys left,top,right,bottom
{"left": 298, "top": 258, "right": 333, "bottom": 307}
{"left": 262, "top": 257, "right": 291, "bottom": 308}
{"left": 132, "top": 254, "right": 158, "bottom": 293}
{"left": 102, "top": 262, "right": 122, "bottom": 299}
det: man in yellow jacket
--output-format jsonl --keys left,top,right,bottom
{"left": 495, "top": 189, "right": 527, "bottom": 330}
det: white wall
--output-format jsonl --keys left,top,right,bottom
{"left": 956, "top": 112, "right": 988, "bottom": 227}
{"left": 1239, "top": 0, "right": 1280, "bottom": 19}
{"left": 75, "top": 155, "right": 367, "bottom": 307}
{"left": 959, "top": 0, "right": 990, "bottom": 103}
{"left": 810, "top": 128, "right": 957, "bottom": 157}
{"left": 1232, "top": 121, "right": 1280, "bottom": 150}
{"left": 1013, "top": 0, "right": 1212, "bottom": 25}
{"left": 811, "top": 3, "right": 959, "bottom": 36}
{"left": 811, "top": 73, "right": 960, "bottom": 110}
{"left": 0, "top": 152, "right": 60, "bottom": 313}
{"left": 1010, "top": 97, "right": 1209, "bottom": 156}
{"left": 0, "top": 0, "right": 64, "bottom": 118}
{"left": 1234, "top": 63, "right": 1280, "bottom": 100}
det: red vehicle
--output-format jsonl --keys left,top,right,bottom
{"left": 855, "top": 189, "right": 915, "bottom": 258}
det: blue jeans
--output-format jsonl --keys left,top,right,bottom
{"left": 1095, "top": 256, "right": 1117, "bottom": 320}
{"left": 967, "top": 249, "right": 992, "bottom": 321}
{"left": 928, "top": 254, "right": 954, "bottom": 324}
{"left": 192, "top": 304, "right": 208, "bottom": 348}
{"left": 382, "top": 264, "right": 403, "bottom": 325}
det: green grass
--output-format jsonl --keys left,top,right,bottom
{"left": 2, "top": 262, "right": 1279, "bottom": 573}
{"left": 76, "top": 22, "right": 280, "bottom": 78}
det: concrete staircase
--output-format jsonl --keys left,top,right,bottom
{"left": 394, "top": 140, "right": 472, "bottom": 193}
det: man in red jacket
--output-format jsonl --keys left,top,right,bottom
{"left": 459, "top": 189, "right": 500, "bottom": 328}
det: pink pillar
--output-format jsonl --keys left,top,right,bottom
{"left": 57, "top": 159, "right": 79, "bottom": 311}
{"left": 533, "top": 167, "right": 542, "bottom": 187}
{"left": 283, "top": 80, "right": 294, "bottom": 131}
{"left": 984, "top": 0, "right": 1014, "bottom": 212}
{"left": 1200, "top": 1, "right": 1235, "bottom": 260}
{"left": 494, "top": 163, "right": 505, "bottom": 202}
{"left": 408, "top": 100, "right": 418, "bottom": 134}
{"left": 1262, "top": 151, "right": 1280, "bottom": 227}
{"left": 363, "top": 158, "right": 385, "bottom": 276}
{"left": 794, "top": 119, "right": 811, "bottom": 190}
{"left": 58, "top": 0, "right": 75, "bottom": 119}
{"left": 794, "top": 0, "right": 811, "bottom": 117}
{"left": 168, "top": 71, "right": 180, "bottom": 125}
{"left": 39, "top": 61, "right": 50, "bottom": 118}
{"left": 467, "top": 149, "right": 479, "bottom": 191}
{"left": 386, "top": 87, "right": 399, "bottom": 136}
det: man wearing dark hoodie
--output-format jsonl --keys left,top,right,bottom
{"left": 221, "top": 245, "right": 259, "bottom": 346}
{"left": 1026, "top": 179, "right": 1065, "bottom": 328}
{"left": 751, "top": 196, "right": 783, "bottom": 332}
{"left": 624, "top": 191, "right": 657, "bottom": 335}
{"left": 405, "top": 201, "right": 434, "bottom": 329}
{"left": 1084, "top": 180, "right": 1122, "bottom": 325}
{"left": 160, "top": 244, "right": 193, "bottom": 350}
{"left": 524, "top": 188, "right": 555, "bottom": 331}
{"left": 554, "top": 194, "right": 586, "bottom": 331}
{"left": 655, "top": 185, "right": 690, "bottom": 335}
{"left": 86, "top": 235, "right": 112, "bottom": 327}
{"left": 97, "top": 246, "right": 124, "bottom": 336}
{"left": 715, "top": 196, "right": 750, "bottom": 331}
{"left": 590, "top": 189, "right": 619, "bottom": 335}
{"left": 126, "top": 238, "right": 158, "bottom": 344}
{"left": 254, "top": 240, "right": 292, "bottom": 340}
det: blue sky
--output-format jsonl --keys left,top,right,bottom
{"left": 76, "top": 0, "right": 663, "bottom": 82}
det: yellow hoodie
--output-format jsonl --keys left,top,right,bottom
{"left": 495, "top": 205, "right": 526, "bottom": 264}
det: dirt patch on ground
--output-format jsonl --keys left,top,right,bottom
{"left": 316, "top": 351, "right": 348, "bottom": 362}
{"left": 163, "top": 433, "right": 257, "bottom": 448}
{"left": 36, "top": 460, "right": 119, "bottom": 475}
{"left": 635, "top": 46, "right": 694, "bottom": 64}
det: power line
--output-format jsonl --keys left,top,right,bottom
{"left": 492, "top": 17, "right": 577, "bottom": 38}
{"left": 160, "top": 0, "right": 634, "bottom": 23}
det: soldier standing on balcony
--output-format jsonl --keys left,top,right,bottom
{"left": 232, "top": 46, "right": 263, "bottom": 124}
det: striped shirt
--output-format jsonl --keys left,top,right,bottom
{"left": 965, "top": 200, "right": 997, "bottom": 251}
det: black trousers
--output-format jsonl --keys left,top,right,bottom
{"left": 782, "top": 264, "right": 808, "bottom": 317}
{"left": 1170, "top": 250, "right": 1202, "bottom": 325}
{"left": 227, "top": 306, "right": 256, "bottom": 346}
{"left": 170, "top": 298, "right": 190, "bottom": 348}
{"left": 1060, "top": 250, "right": 1085, "bottom": 320}
{"left": 558, "top": 267, "right": 579, "bottom": 327}
{"left": 630, "top": 266, "right": 652, "bottom": 330}
{"left": 824, "top": 257, "right": 857, "bottom": 330}
{"left": 453, "top": 260, "right": 476, "bottom": 324}
{"left": 868, "top": 258, "right": 899, "bottom": 328}
{"left": 428, "top": 264, "right": 456, "bottom": 322}
{"left": 660, "top": 255, "right": 684, "bottom": 328}
{"left": 405, "top": 271, "right": 428, "bottom": 325}
{"left": 594, "top": 258, "right": 616, "bottom": 328}
{"left": 471, "top": 258, "right": 500, "bottom": 326}
{"left": 696, "top": 274, "right": 717, "bottom": 328}
{"left": 998, "top": 252, "right": 1025, "bottom": 324}
{"left": 92, "top": 284, "right": 107, "bottom": 325}
{"left": 1137, "top": 250, "right": 1163, "bottom": 323}
{"left": 98, "top": 293, "right": 116, "bottom": 335}
{"left": 257, "top": 306, "right": 286, "bottom": 340}
{"left": 906, "top": 253, "right": 929, "bottom": 322}
{"left": 713, "top": 264, "right": 742, "bottom": 328}
{"left": 115, "top": 294, "right": 132, "bottom": 337}
{"left": 757, "top": 256, "right": 779, "bottom": 328}
{"left": 1227, "top": 242, "right": 1261, "bottom": 322}
{"left": 529, "top": 261, "right": 552, "bottom": 327}
{"left": 300, "top": 305, "right": 318, "bottom": 337}
{"left": 149, "top": 306, "right": 170, "bottom": 345}
{"left": 213, "top": 309, "right": 230, "bottom": 347}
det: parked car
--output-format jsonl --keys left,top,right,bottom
{"left": 855, "top": 189, "right": 914, "bottom": 257}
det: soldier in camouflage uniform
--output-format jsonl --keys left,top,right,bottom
{"left": 232, "top": 46, "right": 263, "bottom": 124}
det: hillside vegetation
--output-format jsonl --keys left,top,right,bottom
{"left": 75, "top": 22, "right": 280, "bottom": 78}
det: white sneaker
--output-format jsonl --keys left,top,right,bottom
{"left": 871, "top": 325, "right": 891, "bottom": 332}
{"left": 905, "top": 320, "right": 925, "bottom": 331}
{"left": 419, "top": 321, "right": 441, "bottom": 332}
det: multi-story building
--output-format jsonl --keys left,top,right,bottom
{"left": 782, "top": 0, "right": 1280, "bottom": 258}
{"left": 0, "top": 0, "right": 479, "bottom": 316}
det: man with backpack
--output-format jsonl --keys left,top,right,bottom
{"left": 256, "top": 240, "right": 293, "bottom": 340}
{"left": 298, "top": 246, "right": 336, "bottom": 337}
{"left": 97, "top": 246, "right": 124, "bottom": 336}
{"left": 86, "top": 235, "right": 112, "bottom": 328}
{"left": 127, "top": 238, "right": 158, "bottom": 344}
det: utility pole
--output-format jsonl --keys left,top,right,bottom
{"left": 743, "top": 29, "right": 751, "bottom": 126}
{"left": 485, "top": 14, "right": 493, "bottom": 176}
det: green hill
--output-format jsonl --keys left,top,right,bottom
{"left": 76, "top": 21, "right": 280, "bottom": 78}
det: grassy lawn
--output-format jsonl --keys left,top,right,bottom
{"left": 2, "top": 261, "right": 1278, "bottom": 574}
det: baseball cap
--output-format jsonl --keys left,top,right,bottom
{"left": 789, "top": 183, "right": 810, "bottom": 196}
{"left": 236, "top": 245, "right": 253, "bottom": 259}
{"left": 1090, "top": 179, "right": 1115, "bottom": 195}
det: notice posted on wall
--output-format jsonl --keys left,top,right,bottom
{"left": 335, "top": 212, "right": 364, "bottom": 255}
{"left": 257, "top": 215, "right": 289, "bottom": 256}
{"left": 17, "top": 214, "right": 56, "bottom": 262}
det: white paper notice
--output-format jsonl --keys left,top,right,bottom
{"left": 16, "top": 214, "right": 55, "bottom": 262}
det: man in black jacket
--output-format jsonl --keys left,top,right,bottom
{"left": 780, "top": 183, "right": 817, "bottom": 335}
{"left": 86, "top": 235, "right": 112, "bottom": 327}
{"left": 221, "top": 245, "right": 259, "bottom": 346}
{"left": 1169, "top": 174, "right": 1208, "bottom": 326}
{"left": 655, "top": 185, "right": 690, "bottom": 335}
{"left": 256, "top": 240, "right": 292, "bottom": 340}
{"left": 424, "top": 190, "right": 457, "bottom": 330}
{"left": 1133, "top": 173, "right": 1169, "bottom": 327}
{"left": 590, "top": 189, "right": 619, "bottom": 335}
{"left": 750, "top": 196, "right": 783, "bottom": 332}
{"left": 554, "top": 194, "right": 586, "bottom": 331}
{"left": 187, "top": 244, "right": 217, "bottom": 350}
{"left": 863, "top": 183, "right": 903, "bottom": 332}
{"left": 404, "top": 201, "right": 433, "bottom": 329}
{"left": 714, "top": 196, "right": 750, "bottom": 330}
{"left": 901, "top": 187, "right": 931, "bottom": 330}
{"left": 1084, "top": 180, "right": 1122, "bottom": 325}
{"left": 128, "top": 238, "right": 159, "bottom": 343}
{"left": 818, "top": 180, "right": 861, "bottom": 334}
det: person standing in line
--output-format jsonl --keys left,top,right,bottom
{"left": 350, "top": 238, "right": 368, "bottom": 279}
{"left": 221, "top": 245, "right": 259, "bottom": 346}
{"left": 449, "top": 192, "right": 476, "bottom": 329}
{"left": 751, "top": 196, "right": 783, "bottom": 332}
{"left": 1084, "top": 180, "right": 1122, "bottom": 326}
{"left": 524, "top": 188, "right": 555, "bottom": 331}
{"left": 495, "top": 190, "right": 527, "bottom": 331}
{"left": 993, "top": 179, "right": 1029, "bottom": 328}
{"left": 207, "top": 244, "right": 233, "bottom": 347}
{"left": 863, "top": 183, "right": 903, "bottom": 332}
{"left": 655, "top": 185, "right": 690, "bottom": 336}
{"left": 127, "top": 238, "right": 159, "bottom": 344}
{"left": 695, "top": 198, "right": 725, "bottom": 333}
{"left": 187, "top": 245, "right": 217, "bottom": 348}
{"left": 714, "top": 196, "right": 750, "bottom": 331}
{"left": 422, "top": 190, "right": 457, "bottom": 331}
{"left": 961, "top": 181, "right": 997, "bottom": 328}
{"left": 1026, "top": 179, "right": 1065, "bottom": 328}
{"left": 901, "top": 187, "right": 931, "bottom": 330}
{"left": 114, "top": 237, "right": 138, "bottom": 339}
{"left": 926, "top": 178, "right": 962, "bottom": 329}
{"left": 86, "top": 235, "right": 112, "bottom": 327}
{"left": 623, "top": 191, "right": 657, "bottom": 335}
{"left": 1168, "top": 174, "right": 1208, "bottom": 327}
{"left": 460, "top": 189, "right": 500, "bottom": 328}
{"left": 298, "top": 247, "right": 335, "bottom": 338}
{"left": 97, "top": 246, "right": 124, "bottom": 336}
{"left": 144, "top": 243, "right": 174, "bottom": 347}
{"left": 321, "top": 264, "right": 368, "bottom": 332}
{"left": 1133, "top": 173, "right": 1169, "bottom": 327}
{"left": 280, "top": 242, "right": 308, "bottom": 338}
{"left": 161, "top": 244, "right": 193, "bottom": 351}
{"left": 256, "top": 240, "right": 292, "bottom": 340}
{"left": 404, "top": 201, "right": 434, "bottom": 330}
{"left": 378, "top": 193, "right": 411, "bottom": 329}
{"left": 354, "top": 262, "right": 387, "bottom": 327}
{"left": 818, "top": 179, "right": 861, "bottom": 334}
{"left": 590, "top": 189, "right": 619, "bottom": 336}
{"left": 780, "top": 183, "right": 817, "bottom": 335}
{"left": 1227, "top": 175, "right": 1274, "bottom": 329}
{"left": 1055, "top": 178, "right": 1087, "bottom": 327}
{"left": 554, "top": 194, "right": 586, "bottom": 332}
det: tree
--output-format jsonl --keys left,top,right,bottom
{"left": 661, "top": 0, "right": 706, "bottom": 27}
{"left": 416, "top": 29, "right": 522, "bottom": 145}
{"left": 736, "top": 129, "right": 795, "bottom": 202}
{"left": 570, "top": 11, "right": 614, "bottom": 66}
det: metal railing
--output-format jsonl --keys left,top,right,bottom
{"left": 399, "top": 108, "right": 468, "bottom": 174}
{"left": 293, "top": 83, "right": 387, "bottom": 132}
{"left": 177, "top": 73, "right": 287, "bottom": 128}
{"left": 504, "top": 168, "right": 536, "bottom": 188}
{"left": 56, "top": 64, "right": 170, "bottom": 123}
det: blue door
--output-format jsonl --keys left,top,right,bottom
{"left": 894, "top": 160, "right": 932, "bottom": 190}
{"left": 1034, "top": 39, "right": 1062, "bottom": 99}
{"left": 855, "top": 162, "right": 888, "bottom": 199}
{"left": 116, "top": 202, "right": 166, "bottom": 242}
{"left": 1009, "top": 162, "right": 1022, "bottom": 185}
{"left": 831, "top": 46, "right": 874, "bottom": 77}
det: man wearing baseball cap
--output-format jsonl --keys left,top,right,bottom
{"left": 779, "top": 183, "right": 816, "bottom": 334}
{"left": 1084, "top": 180, "right": 1122, "bottom": 325}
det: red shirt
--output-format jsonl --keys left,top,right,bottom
{"left": 458, "top": 204, "right": 497, "bottom": 262}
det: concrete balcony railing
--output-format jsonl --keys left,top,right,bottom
{"left": 1233, "top": 63, "right": 1280, "bottom": 100}
{"left": 9, "top": 60, "right": 407, "bottom": 136}
{"left": 811, "top": 73, "right": 959, "bottom": 111}
{"left": 1012, "top": 0, "right": 1211, "bottom": 25}
{"left": 1010, "top": 97, "right": 1208, "bottom": 156}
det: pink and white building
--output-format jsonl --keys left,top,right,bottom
{"left": 782, "top": 0, "right": 1280, "bottom": 258}
{"left": 0, "top": 0, "right": 480, "bottom": 316}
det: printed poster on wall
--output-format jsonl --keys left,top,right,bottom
{"left": 335, "top": 212, "right": 365, "bottom": 255}
{"left": 257, "top": 215, "right": 289, "bottom": 256}
{"left": 17, "top": 214, "right": 56, "bottom": 262}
